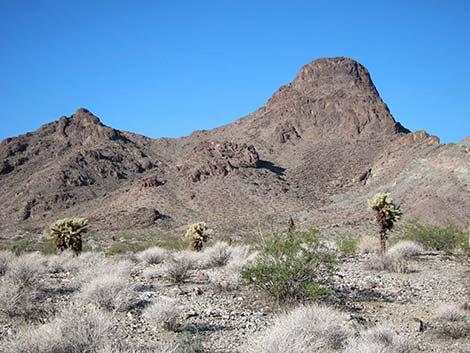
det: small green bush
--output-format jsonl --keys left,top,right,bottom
{"left": 335, "top": 238, "right": 359, "bottom": 256}
{"left": 397, "top": 221, "right": 469, "bottom": 254}
{"left": 241, "top": 229, "right": 335, "bottom": 302}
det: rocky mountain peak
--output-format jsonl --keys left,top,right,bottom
{"left": 293, "top": 57, "right": 375, "bottom": 92}
{"left": 70, "top": 108, "right": 102, "bottom": 125}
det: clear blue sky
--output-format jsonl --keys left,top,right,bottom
{"left": 1, "top": 0, "right": 469, "bottom": 143}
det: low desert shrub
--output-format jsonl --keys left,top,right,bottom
{"left": 0, "top": 250, "right": 14, "bottom": 276}
{"left": 137, "top": 246, "right": 168, "bottom": 265}
{"left": 203, "top": 242, "right": 232, "bottom": 267}
{"left": 0, "top": 253, "right": 48, "bottom": 318}
{"left": 78, "top": 271, "right": 135, "bottom": 312}
{"left": 358, "top": 235, "right": 380, "bottom": 254}
{"left": 163, "top": 253, "right": 194, "bottom": 283}
{"left": 7, "top": 252, "right": 47, "bottom": 287}
{"left": 241, "top": 229, "right": 335, "bottom": 302}
{"left": 47, "top": 251, "right": 77, "bottom": 273}
{"left": 365, "top": 253, "right": 408, "bottom": 273}
{"left": 387, "top": 240, "right": 424, "bottom": 259}
{"left": 345, "top": 325, "right": 413, "bottom": 353}
{"left": 245, "top": 305, "right": 352, "bottom": 353}
{"left": 226, "top": 244, "right": 257, "bottom": 269}
{"left": 143, "top": 296, "right": 185, "bottom": 331}
{"left": 0, "top": 279, "right": 43, "bottom": 318}
{"left": 209, "top": 270, "right": 242, "bottom": 291}
{"left": 0, "top": 305, "right": 112, "bottom": 353}
{"left": 97, "top": 342, "right": 179, "bottom": 353}
{"left": 335, "top": 238, "right": 359, "bottom": 256}
{"left": 431, "top": 304, "right": 470, "bottom": 338}
{"left": 208, "top": 244, "right": 257, "bottom": 291}
{"left": 71, "top": 255, "right": 132, "bottom": 289}
{"left": 365, "top": 240, "right": 423, "bottom": 273}
{"left": 397, "top": 221, "right": 469, "bottom": 253}
{"left": 175, "top": 332, "right": 204, "bottom": 353}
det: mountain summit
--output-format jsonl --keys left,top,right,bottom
{"left": 1, "top": 57, "right": 469, "bottom": 238}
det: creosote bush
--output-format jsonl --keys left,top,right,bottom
{"left": 241, "top": 229, "right": 335, "bottom": 302}
{"left": 397, "top": 221, "right": 469, "bottom": 254}
{"left": 335, "top": 238, "right": 359, "bottom": 256}
{"left": 185, "top": 222, "right": 213, "bottom": 251}
{"left": 48, "top": 218, "right": 88, "bottom": 255}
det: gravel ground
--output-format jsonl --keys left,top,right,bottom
{"left": 0, "top": 251, "right": 468, "bottom": 352}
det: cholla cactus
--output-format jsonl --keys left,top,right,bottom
{"left": 185, "top": 222, "right": 213, "bottom": 251}
{"left": 48, "top": 218, "right": 88, "bottom": 255}
{"left": 368, "top": 192, "right": 402, "bottom": 254}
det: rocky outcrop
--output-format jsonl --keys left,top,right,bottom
{"left": 177, "top": 141, "right": 259, "bottom": 182}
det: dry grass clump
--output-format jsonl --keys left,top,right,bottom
{"left": 209, "top": 270, "right": 242, "bottom": 291}
{"left": 72, "top": 255, "right": 133, "bottom": 289}
{"left": 163, "top": 253, "right": 195, "bottom": 284}
{"left": 365, "top": 241, "right": 423, "bottom": 273}
{"left": 345, "top": 325, "right": 413, "bottom": 353}
{"left": 204, "top": 244, "right": 255, "bottom": 291}
{"left": 0, "top": 250, "right": 14, "bottom": 276}
{"left": 207, "top": 244, "right": 256, "bottom": 291}
{"left": 365, "top": 253, "right": 408, "bottom": 273}
{"left": 96, "top": 342, "right": 179, "bottom": 353}
{"left": 387, "top": 241, "right": 424, "bottom": 259}
{"left": 225, "top": 244, "right": 257, "bottom": 270}
{"left": 203, "top": 242, "right": 233, "bottom": 267}
{"left": 245, "top": 305, "right": 352, "bottom": 353}
{"left": 359, "top": 235, "right": 380, "bottom": 254}
{"left": 77, "top": 271, "right": 136, "bottom": 312}
{"left": 0, "top": 252, "right": 48, "bottom": 318}
{"left": 0, "top": 305, "right": 112, "bottom": 353}
{"left": 137, "top": 247, "right": 168, "bottom": 265}
{"left": 47, "top": 251, "right": 77, "bottom": 273}
{"left": 6, "top": 252, "right": 47, "bottom": 287}
{"left": 431, "top": 303, "right": 470, "bottom": 338}
{"left": 143, "top": 296, "right": 185, "bottom": 331}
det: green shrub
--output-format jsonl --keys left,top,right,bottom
{"left": 335, "top": 238, "right": 359, "bottom": 256}
{"left": 397, "top": 221, "right": 469, "bottom": 254}
{"left": 241, "top": 229, "right": 335, "bottom": 302}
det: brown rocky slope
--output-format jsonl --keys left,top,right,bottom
{"left": 1, "top": 57, "right": 469, "bottom": 238}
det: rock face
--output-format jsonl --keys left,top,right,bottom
{"left": 177, "top": 141, "right": 259, "bottom": 182}
{"left": 0, "top": 57, "right": 469, "bottom": 237}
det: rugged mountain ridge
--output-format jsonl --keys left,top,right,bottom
{"left": 1, "top": 57, "right": 469, "bottom": 238}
